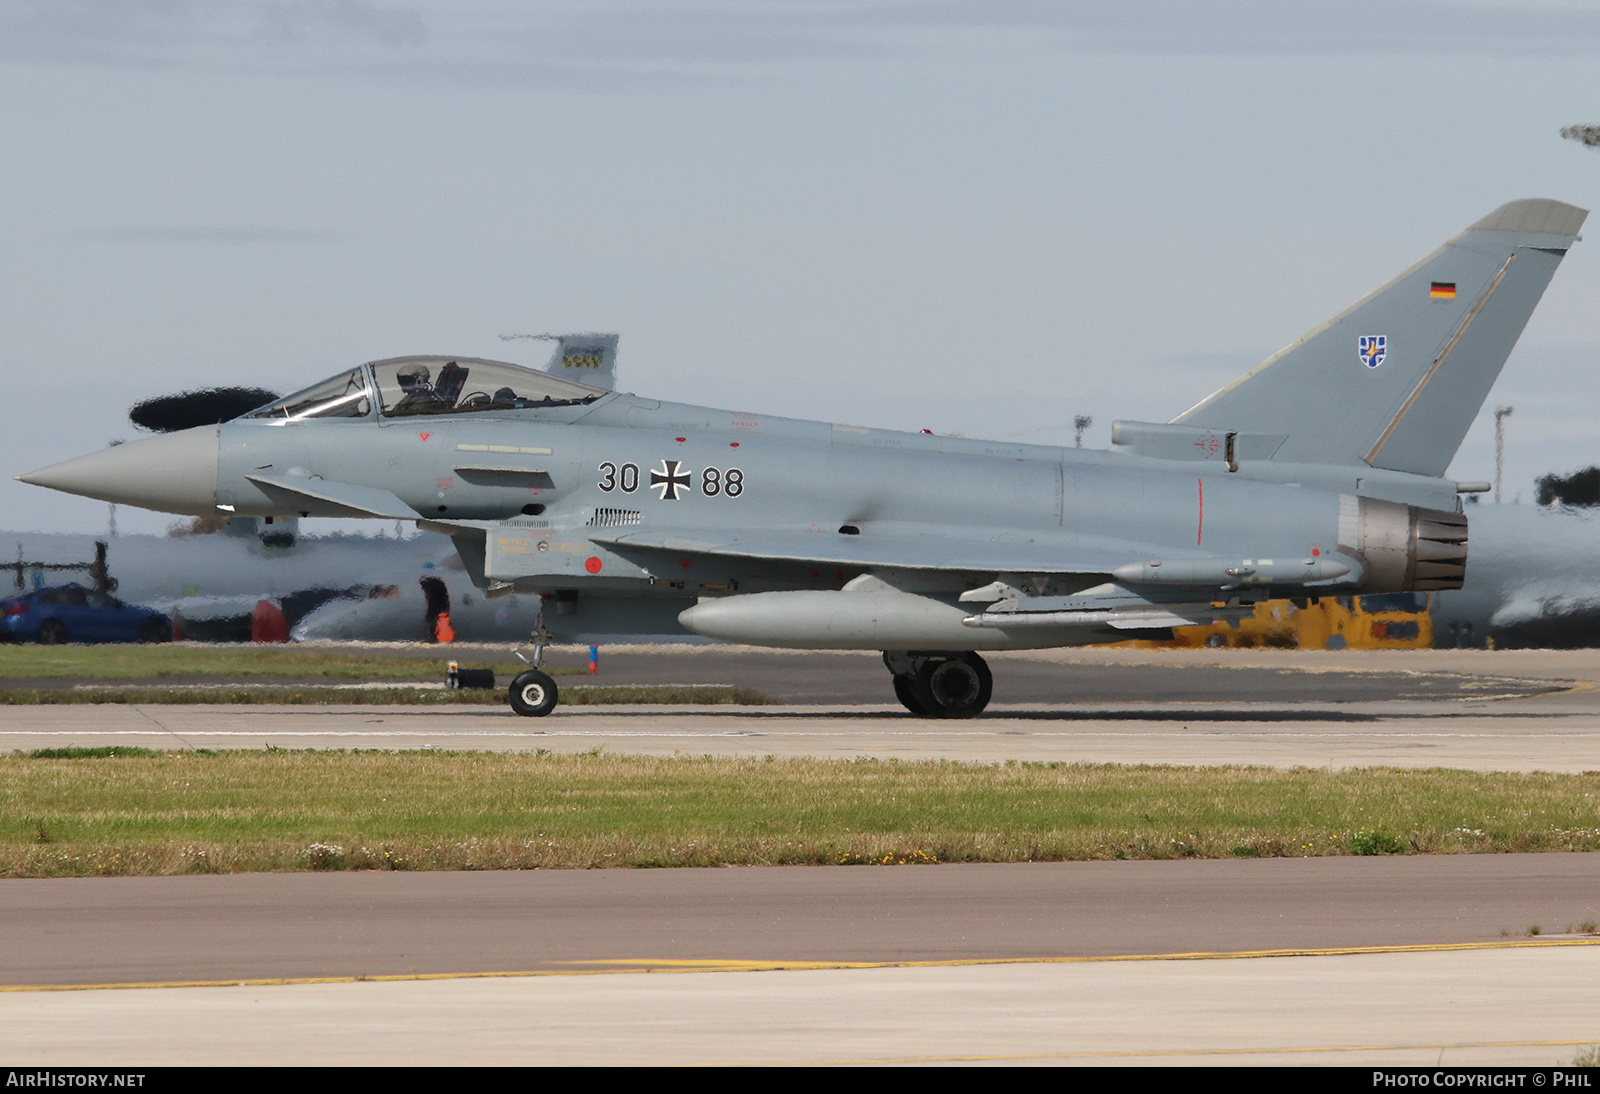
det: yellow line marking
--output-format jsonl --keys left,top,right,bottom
{"left": 580, "top": 937, "right": 1600, "bottom": 971}
{"left": 4, "top": 937, "right": 1596, "bottom": 993}
{"left": 731, "top": 1038, "right": 1600, "bottom": 1066}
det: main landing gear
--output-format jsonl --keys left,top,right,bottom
{"left": 508, "top": 609, "right": 560, "bottom": 717}
{"left": 882, "top": 651, "right": 992, "bottom": 718}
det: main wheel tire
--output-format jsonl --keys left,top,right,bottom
{"left": 913, "top": 654, "right": 992, "bottom": 718}
{"left": 140, "top": 618, "right": 171, "bottom": 644}
{"left": 892, "top": 674, "right": 927, "bottom": 715}
{"left": 508, "top": 669, "right": 559, "bottom": 717}
{"left": 36, "top": 619, "right": 67, "bottom": 645}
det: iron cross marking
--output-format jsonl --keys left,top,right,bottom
{"left": 650, "top": 459, "right": 692, "bottom": 501}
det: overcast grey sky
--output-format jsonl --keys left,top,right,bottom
{"left": 5, "top": 0, "right": 1600, "bottom": 534}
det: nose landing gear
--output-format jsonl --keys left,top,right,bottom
{"left": 508, "top": 608, "right": 560, "bottom": 717}
{"left": 508, "top": 668, "right": 559, "bottom": 717}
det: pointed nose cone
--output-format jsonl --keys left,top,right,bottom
{"left": 16, "top": 426, "right": 220, "bottom": 515}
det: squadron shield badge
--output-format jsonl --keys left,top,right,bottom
{"left": 1359, "top": 335, "right": 1387, "bottom": 369}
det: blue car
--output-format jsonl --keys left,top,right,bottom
{"left": 0, "top": 583, "right": 171, "bottom": 644}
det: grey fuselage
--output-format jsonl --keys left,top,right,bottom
{"left": 168, "top": 385, "right": 1461, "bottom": 650}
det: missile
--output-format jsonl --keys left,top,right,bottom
{"left": 1110, "top": 556, "right": 1352, "bottom": 586}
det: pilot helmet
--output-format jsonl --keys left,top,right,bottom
{"left": 396, "top": 363, "right": 432, "bottom": 391}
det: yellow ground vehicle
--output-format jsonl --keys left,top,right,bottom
{"left": 1157, "top": 593, "right": 1433, "bottom": 650}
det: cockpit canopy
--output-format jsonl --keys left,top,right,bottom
{"left": 242, "top": 356, "right": 606, "bottom": 422}
{"left": 372, "top": 356, "right": 605, "bottom": 417}
{"left": 244, "top": 369, "right": 369, "bottom": 421}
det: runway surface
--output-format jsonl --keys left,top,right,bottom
{"left": 9, "top": 698, "right": 1600, "bottom": 771}
{"left": 4, "top": 646, "right": 1598, "bottom": 770}
{"left": 7, "top": 647, "right": 1600, "bottom": 1065}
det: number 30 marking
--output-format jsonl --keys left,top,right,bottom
{"left": 598, "top": 462, "right": 640, "bottom": 493}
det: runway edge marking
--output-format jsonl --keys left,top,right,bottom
{"left": 5, "top": 937, "right": 1597, "bottom": 993}
{"left": 736, "top": 1037, "right": 1600, "bottom": 1067}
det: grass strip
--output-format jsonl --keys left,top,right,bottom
{"left": 3, "top": 752, "right": 1599, "bottom": 876}
{"left": 0, "top": 685, "right": 767, "bottom": 706}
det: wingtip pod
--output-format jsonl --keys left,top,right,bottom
{"left": 1172, "top": 198, "right": 1587, "bottom": 478}
{"left": 1468, "top": 198, "right": 1588, "bottom": 238}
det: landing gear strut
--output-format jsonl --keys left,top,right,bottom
{"left": 509, "top": 608, "right": 560, "bottom": 717}
{"left": 882, "top": 651, "right": 992, "bottom": 718}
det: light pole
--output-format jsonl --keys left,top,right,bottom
{"left": 107, "top": 439, "right": 124, "bottom": 536}
{"left": 1494, "top": 406, "right": 1513, "bottom": 504}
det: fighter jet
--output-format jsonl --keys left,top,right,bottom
{"left": 17, "top": 201, "right": 1587, "bottom": 716}
{"left": 3, "top": 522, "right": 470, "bottom": 642}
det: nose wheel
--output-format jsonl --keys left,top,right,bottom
{"left": 883, "top": 651, "right": 992, "bottom": 718}
{"left": 509, "top": 669, "right": 559, "bottom": 717}
{"left": 508, "top": 608, "right": 560, "bottom": 717}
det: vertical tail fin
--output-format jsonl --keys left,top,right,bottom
{"left": 541, "top": 332, "right": 619, "bottom": 391}
{"left": 1172, "top": 199, "right": 1587, "bottom": 476}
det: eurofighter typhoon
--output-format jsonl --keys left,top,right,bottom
{"left": 18, "top": 200, "right": 1587, "bottom": 716}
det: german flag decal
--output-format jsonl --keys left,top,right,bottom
{"left": 1430, "top": 281, "right": 1457, "bottom": 299}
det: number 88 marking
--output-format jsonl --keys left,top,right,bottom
{"left": 698, "top": 467, "right": 744, "bottom": 498}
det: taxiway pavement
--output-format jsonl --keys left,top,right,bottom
{"left": 5, "top": 856, "right": 1598, "bottom": 985}
{"left": 6, "top": 857, "right": 1600, "bottom": 1066}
